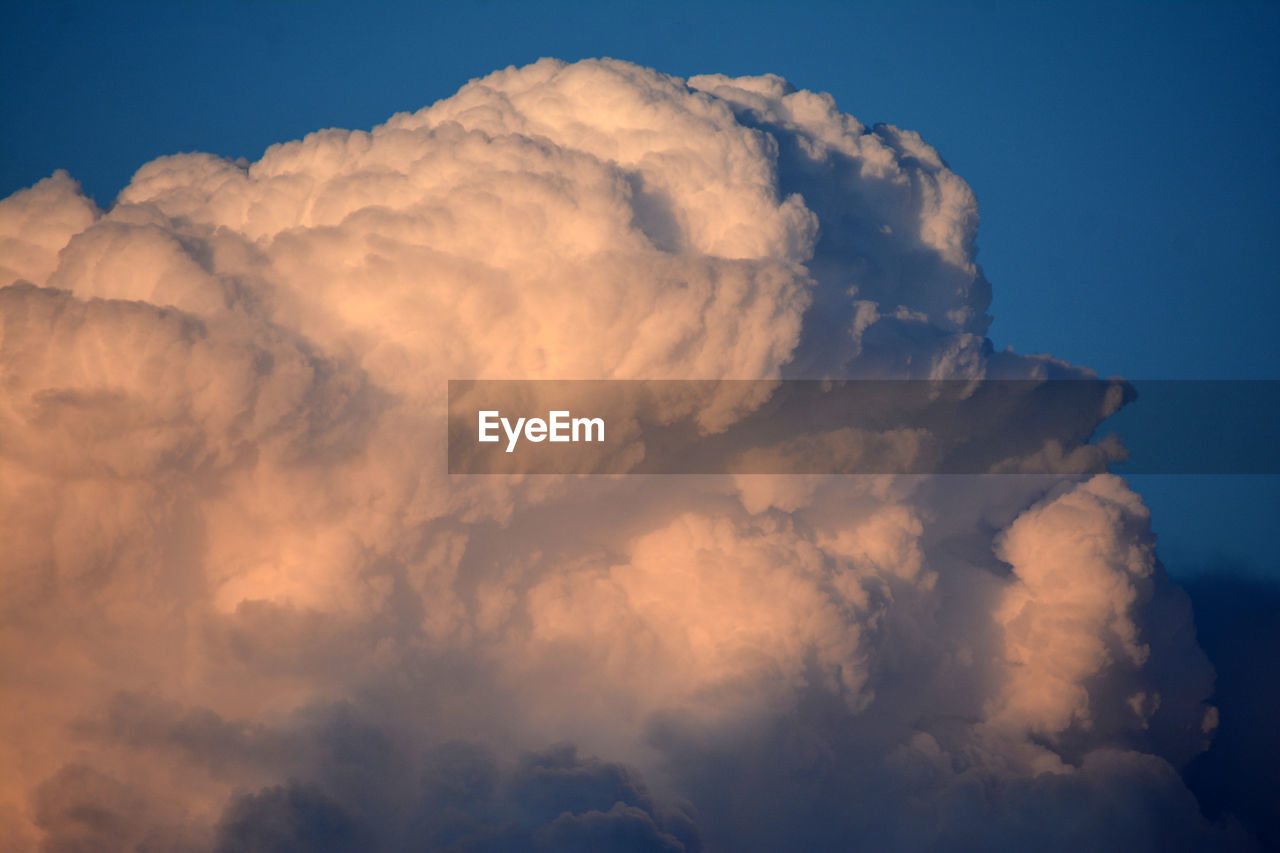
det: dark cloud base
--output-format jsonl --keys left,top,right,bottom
{"left": 1182, "top": 570, "right": 1280, "bottom": 852}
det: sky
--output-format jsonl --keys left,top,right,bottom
{"left": 2, "top": 2, "right": 1279, "bottom": 850}
{"left": 4, "top": 0, "right": 1278, "bottom": 579}
{"left": 3, "top": 1, "right": 1278, "bottom": 375}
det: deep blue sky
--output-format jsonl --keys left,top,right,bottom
{"left": 3, "top": 0, "right": 1277, "bottom": 577}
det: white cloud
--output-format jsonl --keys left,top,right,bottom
{"left": 0, "top": 58, "right": 1231, "bottom": 850}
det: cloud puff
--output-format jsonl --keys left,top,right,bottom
{"left": 0, "top": 58, "right": 1239, "bottom": 850}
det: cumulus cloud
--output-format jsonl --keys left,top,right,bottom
{"left": 0, "top": 58, "right": 1240, "bottom": 850}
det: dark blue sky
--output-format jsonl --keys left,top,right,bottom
{"left": 3, "top": 0, "right": 1277, "bottom": 577}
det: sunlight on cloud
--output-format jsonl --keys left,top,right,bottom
{"left": 0, "top": 58, "right": 1233, "bottom": 851}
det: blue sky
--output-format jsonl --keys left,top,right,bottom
{"left": 3, "top": 0, "right": 1277, "bottom": 577}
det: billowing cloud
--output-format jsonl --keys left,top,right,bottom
{"left": 0, "top": 58, "right": 1243, "bottom": 850}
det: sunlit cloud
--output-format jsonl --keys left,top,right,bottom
{"left": 0, "top": 59, "right": 1234, "bottom": 851}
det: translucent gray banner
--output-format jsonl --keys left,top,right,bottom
{"left": 447, "top": 379, "right": 1280, "bottom": 475}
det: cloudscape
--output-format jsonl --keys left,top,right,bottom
{"left": 0, "top": 56, "right": 1270, "bottom": 851}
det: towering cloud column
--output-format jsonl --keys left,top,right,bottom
{"left": 0, "top": 59, "right": 1228, "bottom": 852}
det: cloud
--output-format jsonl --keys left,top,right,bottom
{"left": 0, "top": 58, "right": 1244, "bottom": 849}
{"left": 212, "top": 738, "right": 699, "bottom": 853}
